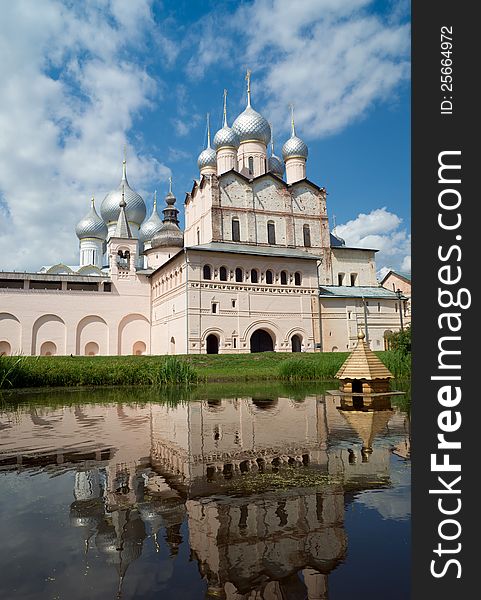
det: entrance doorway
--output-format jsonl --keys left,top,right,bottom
{"left": 291, "top": 335, "right": 302, "bottom": 352}
{"left": 206, "top": 334, "right": 219, "bottom": 354}
{"left": 250, "top": 329, "right": 274, "bottom": 353}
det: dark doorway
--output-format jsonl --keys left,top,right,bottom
{"left": 291, "top": 334, "right": 302, "bottom": 352}
{"left": 352, "top": 380, "right": 363, "bottom": 393}
{"left": 250, "top": 329, "right": 274, "bottom": 353}
{"left": 206, "top": 334, "right": 219, "bottom": 354}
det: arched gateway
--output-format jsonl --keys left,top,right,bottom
{"left": 250, "top": 329, "right": 274, "bottom": 353}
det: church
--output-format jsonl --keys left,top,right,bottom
{"left": 0, "top": 74, "right": 407, "bottom": 357}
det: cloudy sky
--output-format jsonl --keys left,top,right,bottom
{"left": 0, "top": 0, "right": 410, "bottom": 275}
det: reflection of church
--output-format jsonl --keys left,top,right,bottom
{"left": 0, "top": 393, "right": 409, "bottom": 599}
{"left": 0, "top": 72, "right": 407, "bottom": 358}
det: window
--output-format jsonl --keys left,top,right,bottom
{"left": 203, "top": 265, "right": 212, "bottom": 280}
{"left": 232, "top": 299, "right": 237, "bottom": 308}
{"left": 350, "top": 273, "right": 357, "bottom": 286}
{"left": 251, "top": 269, "right": 258, "bottom": 283}
{"left": 266, "top": 270, "right": 273, "bottom": 284}
{"left": 219, "top": 266, "right": 228, "bottom": 281}
{"left": 197, "top": 228, "right": 200, "bottom": 245}
{"left": 338, "top": 273, "right": 344, "bottom": 286}
{"left": 248, "top": 156, "right": 254, "bottom": 175}
{"left": 103, "top": 282, "right": 112, "bottom": 292}
{"left": 232, "top": 218, "right": 240, "bottom": 242}
{"left": 280, "top": 270, "right": 288, "bottom": 285}
{"left": 294, "top": 272, "right": 302, "bottom": 286}
{"left": 212, "top": 303, "right": 218, "bottom": 314}
{"left": 303, "top": 224, "right": 311, "bottom": 247}
{"left": 378, "top": 302, "right": 381, "bottom": 312}
{"left": 233, "top": 338, "right": 237, "bottom": 349}
{"left": 267, "top": 221, "right": 276, "bottom": 245}
{"left": 235, "top": 267, "right": 243, "bottom": 282}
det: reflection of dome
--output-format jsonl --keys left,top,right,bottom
{"left": 100, "top": 160, "right": 146, "bottom": 226}
{"left": 76, "top": 199, "right": 108, "bottom": 240}
{"left": 74, "top": 470, "right": 101, "bottom": 500}
{"left": 232, "top": 105, "right": 271, "bottom": 145}
{"left": 69, "top": 499, "right": 104, "bottom": 529}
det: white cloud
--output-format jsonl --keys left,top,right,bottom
{"left": 188, "top": 0, "right": 409, "bottom": 139}
{"left": 335, "top": 207, "right": 411, "bottom": 276}
{"left": 0, "top": 0, "right": 170, "bottom": 271}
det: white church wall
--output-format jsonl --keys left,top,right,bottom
{"left": 330, "top": 248, "right": 378, "bottom": 286}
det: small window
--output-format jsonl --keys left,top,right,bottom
{"left": 232, "top": 299, "right": 236, "bottom": 308}
{"left": 248, "top": 156, "right": 254, "bottom": 175}
{"left": 197, "top": 228, "right": 200, "bottom": 245}
{"left": 338, "top": 273, "right": 344, "bottom": 286}
{"left": 266, "top": 270, "right": 273, "bottom": 284}
{"left": 203, "top": 265, "right": 212, "bottom": 280}
{"left": 378, "top": 302, "right": 381, "bottom": 312}
{"left": 251, "top": 269, "right": 258, "bottom": 283}
{"left": 232, "top": 218, "right": 240, "bottom": 242}
{"left": 235, "top": 267, "right": 243, "bottom": 282}
{"left": 220, "top": 266, "right": 228, "bottom": 281}
{"left": 348, "top": 311, "right": 351, "bottom": 319}
{"left": 350, "top": 273, "right": 357, "bottom": 286}
{"left": 212, "top": 303, "right": 218, "bottom": 314}
{"left": 103, "top": 282, "right": 112, "bottom": 292}
{"left": 294, "top": 272, "right": 302, "bottom": 286}
{"left": 303, "top": 224, "right": 311, "bottom": 247}
{"left": 267, "top": 221, "right": 276, "bottom": 245}
{"left": 233, "top": 338, "right": 237, "bottom": 348}
{"left": 280, "top": 270, "right": 288, "bottom": 285}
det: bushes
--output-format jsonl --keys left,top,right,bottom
{"left": 278, "top": 353, "right": 348, "bottom": 382}
{"left": 152, "top": 356, "right": 200, "bottom": 385}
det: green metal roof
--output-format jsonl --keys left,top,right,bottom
{"left": 187, "top": 242, "right": 321, "bottom": 260}
{"left": 319, "top": 285, "right": 403, "bottom": 299}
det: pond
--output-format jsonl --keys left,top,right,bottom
{"left": 0, "top": 382, "right": 411, "bottom": 599}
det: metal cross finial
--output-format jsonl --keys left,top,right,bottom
{"left": 223, "top": 89, "right": 228, "bottom": 127}
{"left": 91, "top": 196, "right": 95, "bottom": 207}
{"left": 153, "top": 189, "right": 157, "bottom": 207}
{"left": 245, "top": 69, "right": 252, "bottom": 106}
{"left": 168, "top": 176, "right": 172, "bottom": 194}
{"left": 122, "top": 144, "right": 127, "bottom": 179}
{"left": 206, "top": 113, "right": 211, "bottom": 148}
{"left": 269, "top": 122, "right": 275, "bottom": 154}
{"left": 289, "top": 103, "right": 296, "bottom": 137}
{"left": 332, "top": 213, "right": 337, "bottom": 233}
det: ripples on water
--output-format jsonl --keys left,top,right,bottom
{"left": 0, "top": 384, "right": 411, "bottom": 599}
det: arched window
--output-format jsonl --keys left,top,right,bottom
{"left": 350, "top": 273, "right": 357, "bottom": 286}
{"left": 235, "top": 268, "right": 243, "bottom": 282}
{"left": 251, "top": 269, "right": 258, "bottom": 283}
{"left": 248, "top": 156, "right": 254, "bottom": 175}
{"left": 203, "top": 265, "right": 212, "bottom": 280}
{"left": 280, "top": 270, "right": 288, "bottom": 285}
{"left": 232, "top": 218, "right": 240, "bottom": 242}
{"left": 294, "top": 271, "right": 302, "bottom": 286}
{"left": 267, "top": 221, "right": 276, "bottom": 245}
{"left": 266, "top": 270, "right": 273, "bottom": 284}
{"left": 219, "top": 266, "right": 228, "bottom": 281}
{"left": 338, "top": 273, "right": 345, "bottom": 286}
{"left": 303, "top": 224, "right": 311, "bottom": 247}
{"left": 197, "top": 228, "right": 200, "bottom": 245}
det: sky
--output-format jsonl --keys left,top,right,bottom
{"left": 0, "top": 0, "right": 410, "bottom": 277}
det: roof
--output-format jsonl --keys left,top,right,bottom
{"left": 186, "top": 242, "right": 322, "bottom": 260}
{"left": 336, "top": 333, "right": 394, "bottom": 381}
{"left": 319, "top": 285, "right": 404, "bottom": 299}
{"left": 331, "top": 245, "right": 379, "bottom": 253}
{"left": 380, "top": 270, "right": 411, "bottom": 285}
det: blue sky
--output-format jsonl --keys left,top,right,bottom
{"left": 0, "top": 0, "right": 410, "bottom": 274}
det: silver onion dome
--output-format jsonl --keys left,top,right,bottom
{"left": 139, "top": 193, "right": 163, "bottom": 243}
{"left": 76, "top": 198, "right": 108, "bottom": 240}
{"left": 232, "top": 105, "right": 271, "bottom": 145}
{"left": 100, "top": 160, "right": 146, "bottom": 226}
{"left": 213, "top": 125, "right": 240, "bottom": 150}
{"left": 282, "top": 134, "right": 308, "bottom": 160}
{"left": 268, "top": 154, "right": 284, "bottom": 176}
{"left": 151, "top": 222, "right": 184, "bottom": 249}
{"left": 197, "top": 146, "right": 217, "bottom": 170}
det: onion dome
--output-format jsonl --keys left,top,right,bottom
{"left": 197, "top": 113, "right": 217, "bottom": 170}
{"left": 232, "top": 70, "right": 271, "bottom": 145}
{"left": 151, "top": 178, "right": 184, "bottom": 249}
{"left": 100, "top": 158, "right": 146, "bottom": 226}
{"left": 268, "top": 129, "right": 284, "bottom": 176}
{"left": 213, "top": 89, "right": 240, "bottom": 150}
{"left": 76, "top": 198, "right": 108, "bottom": 240}
{"left": 282, "top": 105, "right": 308, "bottom": 160}
{"left": 139, "top": 191, "right": 163, "bottom": 243}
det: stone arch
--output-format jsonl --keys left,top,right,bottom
{"left": 32, "top": 314, "right": 66, "bottom": 356}
{"left": 0, "top": 340, "right": 12, "bottom": 356}
{"left": 84, "top": 341, "right": 99, "bottom": 356}
{"left": 291, "top": 334, "right": 302, "bottom": 352}
{"left": 0, "top": 312, "right": 21, "bottom": 355}
{"left": 206, "top": 334, "right": 219, "bottom": 354}
{"left": 133, "top": 341, "right": 146, "bottom": 355}
{"left": 76, "top": 315, "right": 108, "bottom": 355}
{"left": 118, "top": 314, "right": 150, "bottom": 355}
{"left": 243, "top": 321, "right": 279, "bottom": 350}
{"left": 40, "top": 341, "right": 57, "bottom": 356}
{"left": 201, "top": 328, "right": 224, "bottom": 353}
{"left": 250, "top": 329, "right": 274, "bottom": 353}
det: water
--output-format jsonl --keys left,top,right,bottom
{"left": 0, "top": 383, "right": 411, "bottom": 599}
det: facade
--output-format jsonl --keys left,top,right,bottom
{"left": 380, "top": 270, "right": 412, "bottom": 322}
{"left": 0, "top": 74, "right": 406, "bottom": 357}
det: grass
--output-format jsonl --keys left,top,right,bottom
{"left": 0, "top": 350, "right": 411, "bottom": 390}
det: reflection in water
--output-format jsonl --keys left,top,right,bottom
{"left": 0, "top": 389, "right": 410, "bottom": 600}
